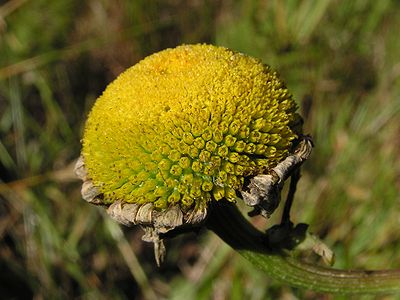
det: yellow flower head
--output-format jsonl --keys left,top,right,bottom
{"left": 82, "top": 44, "right": 300, "bottom": 213}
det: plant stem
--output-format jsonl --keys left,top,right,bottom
{"left": 206, "top": 201, "right": 400, "bottom": 294}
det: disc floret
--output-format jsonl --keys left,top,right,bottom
{"left": 82, "top": 44, "right": 300, "bottom": 214}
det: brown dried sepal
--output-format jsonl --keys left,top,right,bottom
{"left": 108, "top": 201, "right": 207, "bottom": 265}
{"left": 74, "top": 156, "right": 104, "bottom": 205}
{"left": 241, "top": 136, "right": 313, "bottom": 217}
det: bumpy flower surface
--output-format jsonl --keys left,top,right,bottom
{"left": 82, "top": 44, "right": 300, "bottom": 212}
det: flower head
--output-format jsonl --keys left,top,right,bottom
{"left": 82, "top": 44, "right": 300, "bottom": 208}
{"left": 77, "top": 44, "right": 302, "bottom": 262}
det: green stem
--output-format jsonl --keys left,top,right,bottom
{"left": 206, "top": 201, "right": 400, "bottom": 294}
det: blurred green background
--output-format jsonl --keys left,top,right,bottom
{"left": 1, "top": 0, "right": 399, "bottom": 299}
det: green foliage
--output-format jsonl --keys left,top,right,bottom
{"left": 1, "top": 0, "right": 399, "bottom": 299}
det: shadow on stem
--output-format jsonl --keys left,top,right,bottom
{"left": 205, "top": 200, "right": 400, "bottom": 294}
